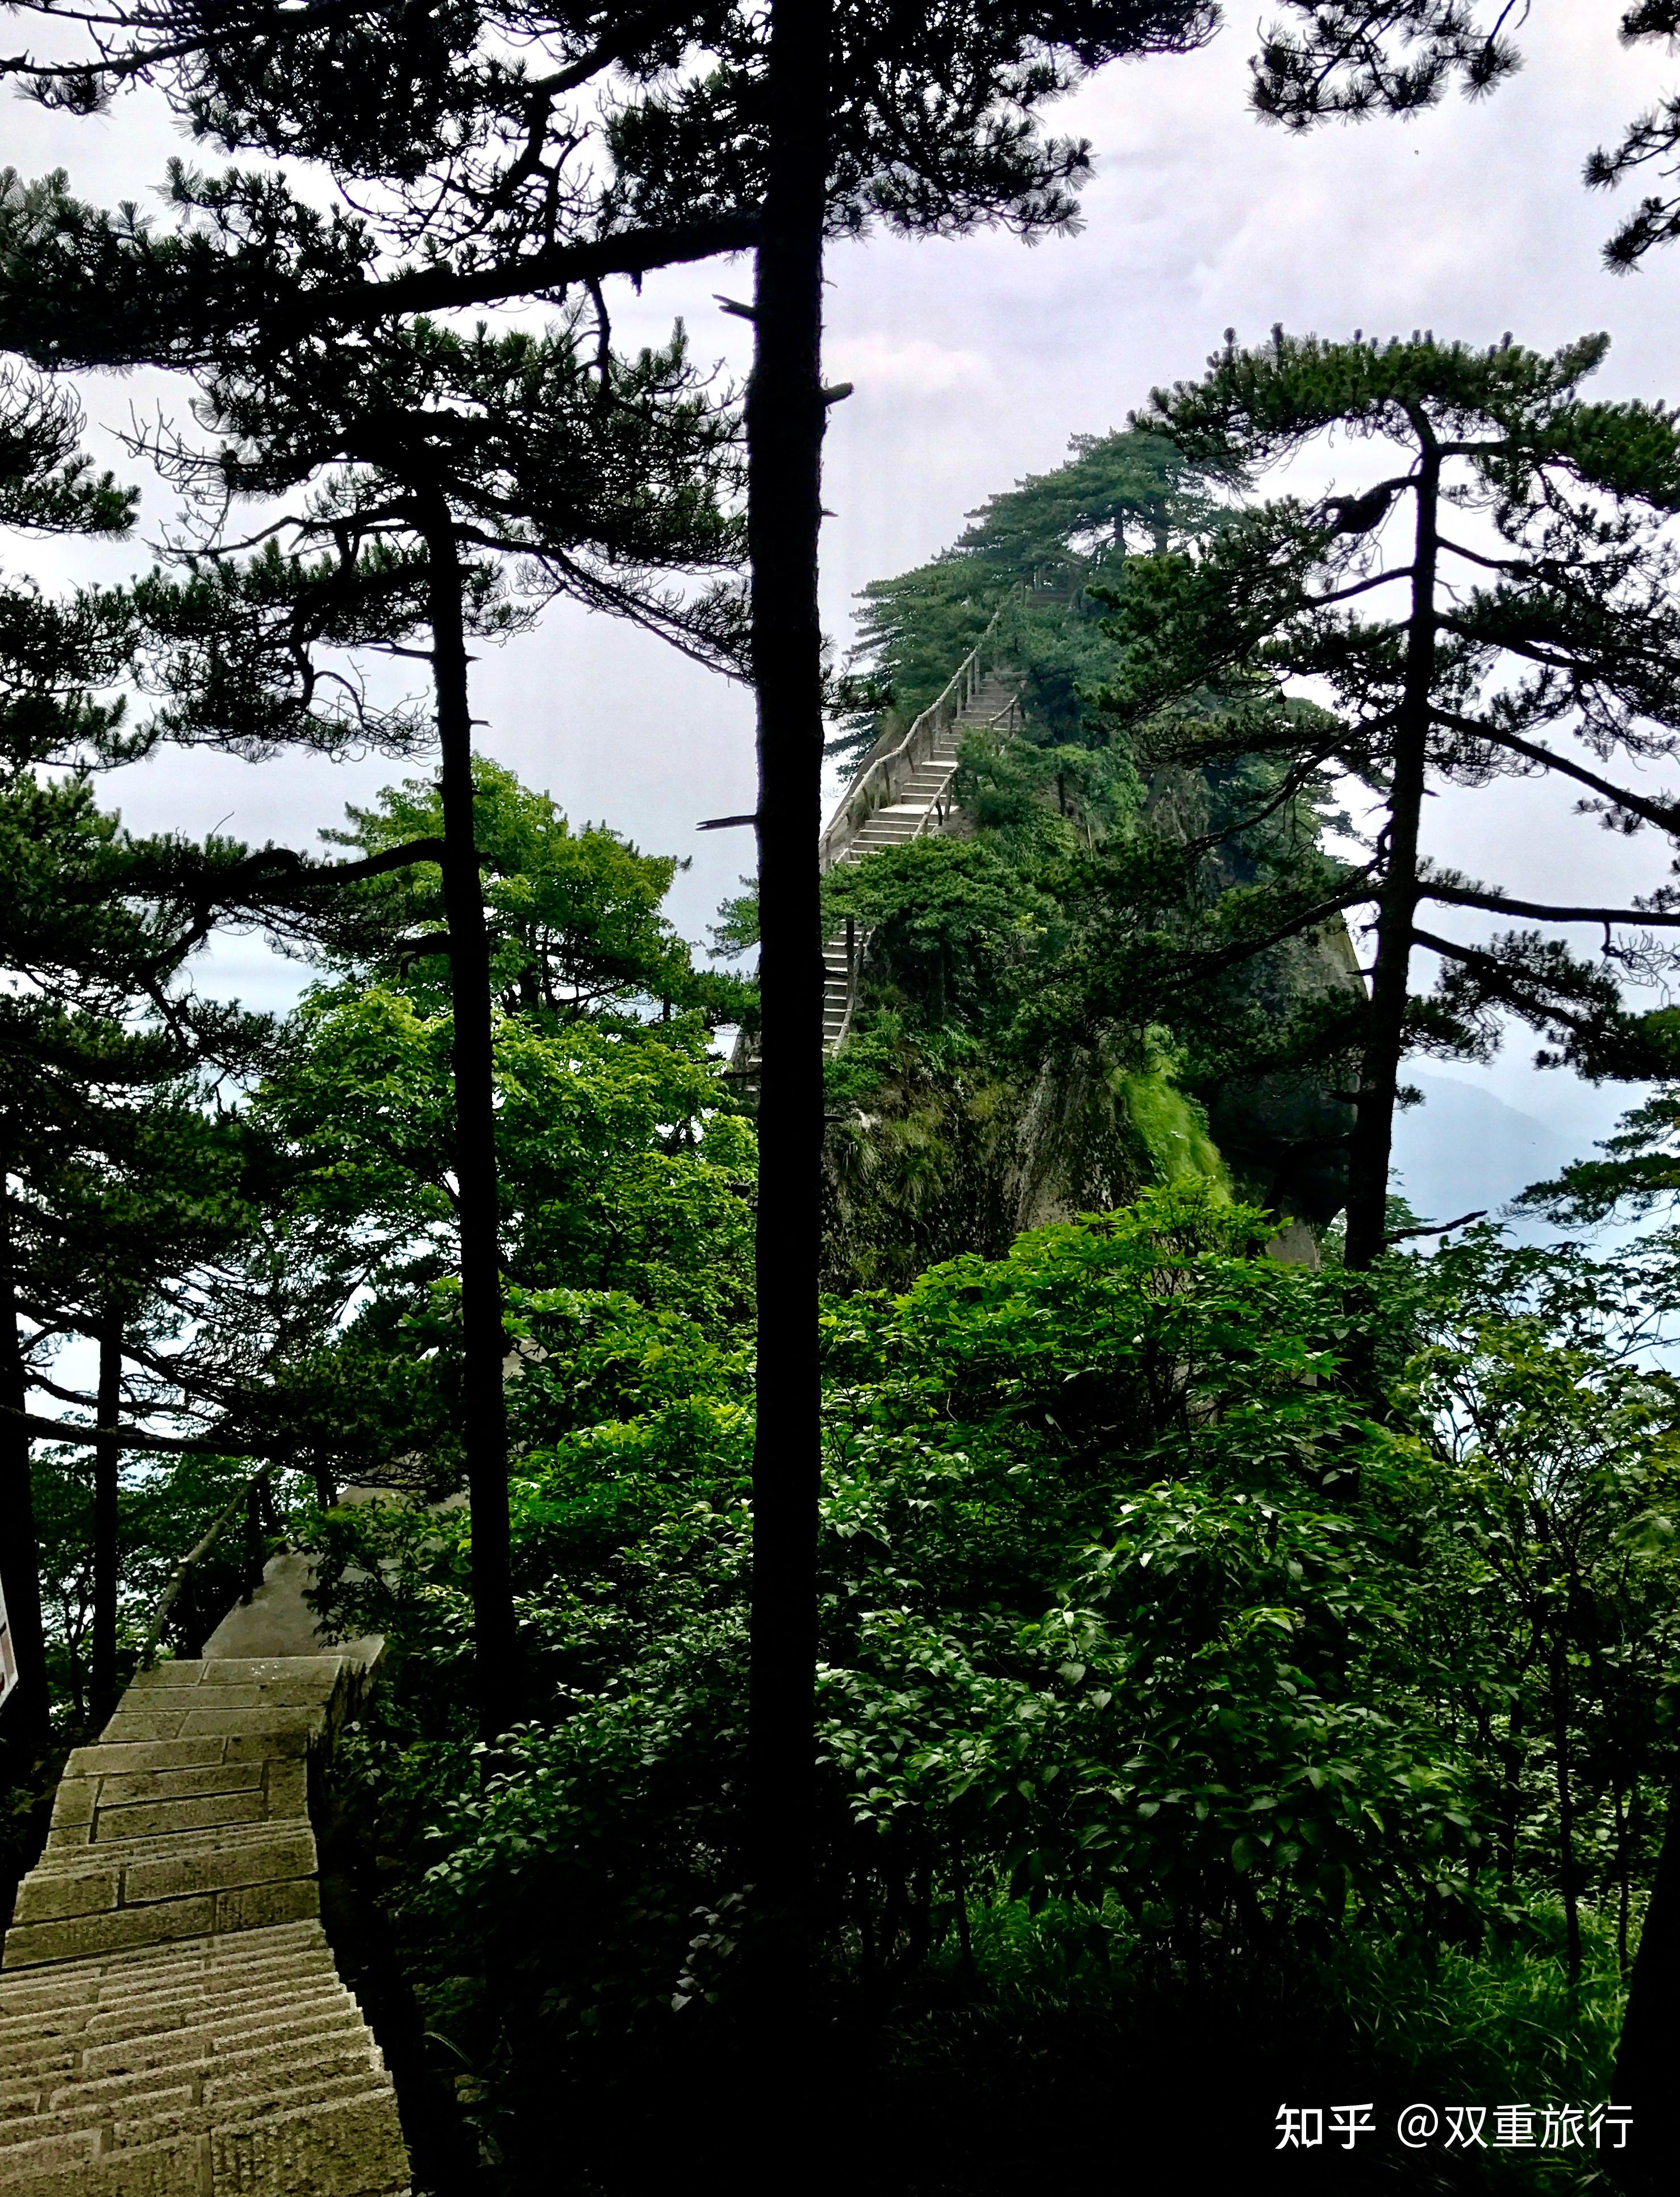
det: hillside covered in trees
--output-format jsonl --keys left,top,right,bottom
{"left": 5, "top": 356, "right": 1680, "bottom": 2192}
{"left": 6, "top": 6, "right": 1680, "bottom": 2195}
{"left": 818, "top": 426, "right": 1365, "bottom": 1288}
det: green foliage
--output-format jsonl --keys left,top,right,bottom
{"left": 1117, "top": 1059, "right": 1231, "bottom": 1195}
{"left": 1518, "top": 1080, "right": 1680, "bottom": 1228}
{"left": 9, "top": 748, "right": 753, "bottom": 1749}
{"left": 820, "top": 426, "right": 1363, "bottom": 1272}
{"left": 255, "top": 985, "right": 753, "bottom": 1326}
{"left": 132, "top": 538, "right": 440, "bottom": 759}
{"left": 836, "top": 427, "right": 1219, "bottom": 764}
{"left": 822, "top": 836, "right": 1057, "bottom": 1048}
{"left": 1107, "top": 327, "right": 1680, "bottom": 1100}
{"left": 33, "top": 1445, "right": 312, "bottom": 1708}
{"left": 305, "top": 1184, "right": 1678, "bottom": 2183}
{"left": 315, "top": 759, "right": 753, "bottom": 1027}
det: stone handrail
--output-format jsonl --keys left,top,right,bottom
{"left": 819, "top": 601, "right": 1008, "bottom": 872}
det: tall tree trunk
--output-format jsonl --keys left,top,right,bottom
{"left": 90, "top": 1308, "right": 122, "bottom": 1730}
{"left": 744, "top": 0, "right": 831, "bottom": 2005}
{"left": 1549, "top": 1634, "right": 1582, "bottom": 1987}
{"left": 1498, "top": 1689, "right": 1524, "bottom": 1890}
{"left": 1343, "top": 432, "right": 1440, "bottom": 1272}
{"left": 422, "top": 497, "right": 518, "bottom": 1742}
{"left": 1608, "top": 1767, "right": 1680, "bottom": 2195}
{"left": 0, "top": 1180, "right": 47, "bottom": 1755}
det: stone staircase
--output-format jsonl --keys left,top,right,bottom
{"left": 819, "top": 660, "right": 1020, "bottom": 1051}
{"left": 0, "top": 1632, "right": 410, "bottom": 2195}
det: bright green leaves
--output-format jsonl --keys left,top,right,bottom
{"left": 310, "top": 1174, "right": 1680, "bottom": 2048}
{"left": 314, "top": 759, "right": 751, "bottom": 1030}
{"left": 254, "top": 980, "right": 755, "bottom": 1331}
{"left": 822, "top": 835, "right": 1057, "bottom": 1044}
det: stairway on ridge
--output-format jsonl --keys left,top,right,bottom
{"left": 821, "top": 672, "right": 1016, "bottom": 1051}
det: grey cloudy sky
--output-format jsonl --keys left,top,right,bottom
{"left": 9, "top": 3, "right": 1679, "bottom": 1218}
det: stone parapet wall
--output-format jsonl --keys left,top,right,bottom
{"left": 0, "top": 1647, "right": 411, "bottom": 2196}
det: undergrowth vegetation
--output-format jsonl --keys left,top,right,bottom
{"left": 303, "top": 1188, "right": 1678, "bottom": 2191}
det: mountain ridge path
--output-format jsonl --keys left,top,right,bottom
{"left": 819, "top": 629, "right": 1020, "bottom": 1051}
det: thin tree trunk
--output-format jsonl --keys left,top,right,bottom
{"left": 1608, "top": 1767, "right": 1680, "bottom": 2195}
{"left": 0, "top": 1180, "right": 48, "bottom": 1755}
{"left": 241, "top": 1479, "right": 264, "bottom": 1602}
{"left": 1550, "top": 1636, "right": 1582, "bottom": 1986}
{"left": 744, "top": 0, "right": 831, "bottom": 2016}
{"left": 1499, "top": 1690, "right": 1523, "bottom": 1890}
{"left": 90, "top": 1309, "right": 122, "bottom": 1730}
{"left": 422, "top": 497, "right": 518, "bottom": 1742}
{"left": 1343, "top": 432, "right": 1440, "bottom": 1272}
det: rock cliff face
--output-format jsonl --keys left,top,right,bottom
{"left": 823, "top": 434, "right": 1367, "bottom": 1287}
{"left": 819, "top": 761, "right": 1362, "bottom": 1291}
{"left": 823, "top": 1035, "right": 1233, "bottom": 1292}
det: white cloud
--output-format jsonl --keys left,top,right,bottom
{"left": 824, "top": 330, "right": 995, "bottom": 399}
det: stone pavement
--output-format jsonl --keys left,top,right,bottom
{"left": 0, "top": 1630, "right": 412, "bottom": 2195}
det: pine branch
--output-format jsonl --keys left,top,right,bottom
{"left": 0, "top": 1401, "right": 263, "bottom": 1454}
{"left": 1431, "top": 713, "right": 1680, "bottom": 834}
{"left": 277, "top": 220, "right": 763, "bottom": 341}
{"left": 1421, "top": 882, "right": 1680, "bottom": 928}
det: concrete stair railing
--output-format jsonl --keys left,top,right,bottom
{"left": 0, "top": 1574, "right": 410, "bottom": 2197}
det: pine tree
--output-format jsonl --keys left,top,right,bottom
{"left": 1247, "top": 0, "right": 1680, "bottom": 282}
{"left": 19, "top": 1081, "right": 262, "bottom": 1726}
{"left": 0, "top": 365, "right": 144, "bottom": 1755}
{"left": 0, "top": 751, "right": 283, "bottom": 1744}
{"left": 127, "top": 311, "right": 743, "bottom": 1735}
{"left": 1100, "top": 326, "right": 1680, "bottom": 1270}
{"left": 834, "top": 426, "right": 1220, "bottom": 767}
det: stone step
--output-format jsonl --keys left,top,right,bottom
{"left": 35, "top": 1813, "right": 311, "bottom": 1880}
{"left": 0, "top": 2084, "right": 410, "bottom": 2197}
{"left": 65, "top": 1952, "right": 338, "bottom": 2030}
{"left": 0, "top": 1927, "right": 331, "bottom": 2021}
{"left": 122, "top": 2074, "right": 397, "bottom": 2154}
{"left": 76, "top": 1963, "right": 343, "bottom": 2038}
{"left": 2, "top": 1995, "right": 362, "bottom": 2108}
{"left": 0, "top": 2028, "right": 383, "bottom": 2154}
{"left": 0, "top": 2048, "right": 383, "bottom": 2158}
{"left": 78, "top": 1993, "right": 363, "bottom": 2082}
{"left": 0, "top": 1992, "right": 367, "bottom": 2126}
{"left": 1, "top": 1629, "right": 408, "bottom": 2197}
{"left": 51, "top": 2025, "right": 349, "bottom": 2115}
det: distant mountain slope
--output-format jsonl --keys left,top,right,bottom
{"left": 1391, "top": 1074, "right": 1578, "bottom": 1234}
